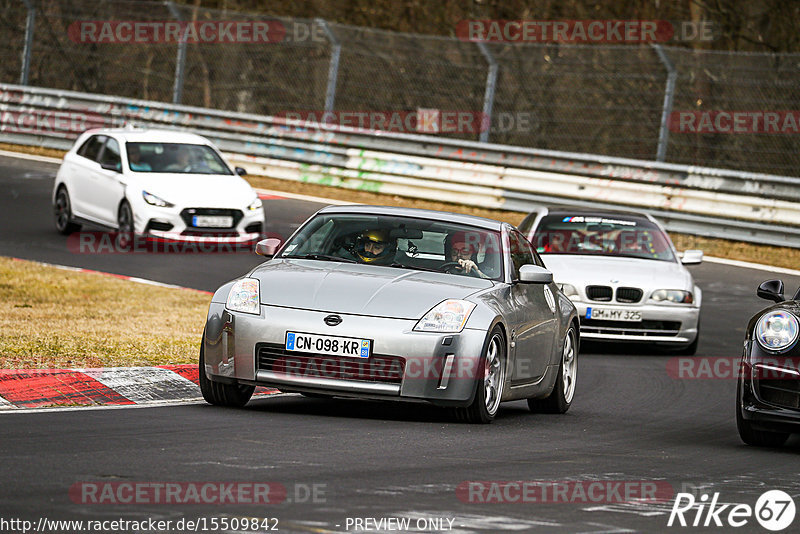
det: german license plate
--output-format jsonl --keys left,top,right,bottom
{"left": 285, "top": 332, "right": 371, "bottom": 358}
{"left": 192, "top": 215, "right": 233, "bottom": 228}
{"left": 586, "top": 308, "right": 642, "bottom": 322}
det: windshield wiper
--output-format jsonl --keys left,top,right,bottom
{"left": 388, "top": 262, "right": 440, "bottom": 273}
{"left": 286, "top": 254, "right": 357, "bottom": 263}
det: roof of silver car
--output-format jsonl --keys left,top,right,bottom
{"left": 317, "top": 204, "right": 506, "bottom": 231}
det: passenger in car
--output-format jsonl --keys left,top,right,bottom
{"left": 445, "top": 231, "right": 492, "bottom": 279}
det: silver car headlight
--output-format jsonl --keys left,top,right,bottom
{"left": 248, "top": 197, "right": 263, "bottom": 211}
{"left": 226, "top": 278, "right": 260, "bottom": 315}
{"left": 557, "top": 283, "right": 580, "bottom": 300}
{"left": 414, "top": 300, "right": 476, "bottom": 333}
{"left": 756, "top": 310, "right": 799, "bottom": 352}
{"left": 650, "top": 289, "right": 693, "bottom": 304}
{"left": 142, "top": 190, "right": 174, "bottom": 208}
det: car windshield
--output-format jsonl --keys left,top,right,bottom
{"left": 279, "top": 213, "right": 505, "bottom": 281}
{"left": 532, "top": 214, "right": 676, "bottom": 262}
{"left": 126, "top": 142, "right": 233, "bottom": 175}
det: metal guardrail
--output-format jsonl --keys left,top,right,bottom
{"left": 2, "top": 82, "right": 800, "bottom": 248}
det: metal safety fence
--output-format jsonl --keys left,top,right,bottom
{"left": 2, "top": 0, "right": 800, "bottom": 177}
{"left": 2, "top": 82, "right": 799, "bottom": 248}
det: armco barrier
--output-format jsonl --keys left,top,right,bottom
{"left": 2, "top": 82, "right": 800, "bottom": 248}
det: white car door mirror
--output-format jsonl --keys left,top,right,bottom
{"left": 681, "top": 250, "right": 703, "bottom": 264}
{"left": 255, "top": 238, "right": 282, "bottom": 257}
{"left": 100, "top": 162, "right": 121, "bottom": 173}
{"left": 518, "top": 264, "right": 553, "bottom": 284}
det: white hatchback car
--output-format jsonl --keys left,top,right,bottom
{"left": 53, "top": 128, "right": 264, "bottom": 242}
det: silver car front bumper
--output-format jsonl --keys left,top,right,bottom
{"left": 573, "top": 301, "right": 699, "bottom": 344}
{"left": 203, "top": 302, "right": 490, "bottom": 406}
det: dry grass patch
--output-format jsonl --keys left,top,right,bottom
{"left": 0, "top": 142, "right": 66, "bottom": 159}
{"left": 0, "top": 257, "right": 209, "bottom": 369}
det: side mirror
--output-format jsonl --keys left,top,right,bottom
{"left": 681, "top": 250, "right": 703, "bottom": 265}
{"left": 255, "top": 238, "right": 281, "bottom": 257}
{"left": 518, "top": 264, "right": 553, "bottom": 284}
{"left": 235, "top": 166, "right": 247, "bottom": 176}
{"left": 757, "top": 279, "right": 785, "bottom": 303}
{"left": 101, "top": 162, "right": 121, "bottom": 173}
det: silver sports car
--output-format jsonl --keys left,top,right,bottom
{"left": 200, "top": 205, "right": 579, "bottom": 423}
{"left": 519, "top": 207, "right": 702, "bottom": 354}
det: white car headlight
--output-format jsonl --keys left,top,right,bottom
{"left": 557, "top": 283, "right": 580, "bottom": 300}
{"left": 226, "top": 278, "right": 260, "bottom": 315}
{"left": 248, "top": 197, "right": 263, "bottom": 211}
{"left": 650, "top": 289, "right": 693, "bottom": 304}
{"left": 414, "top": 300, "right": 476, "bottom": 333}
{"left": 142, "top": 190, "right": 174, "bottom": 208}
{"left": 756, "top": 310, "right": 799, "bottom": 352}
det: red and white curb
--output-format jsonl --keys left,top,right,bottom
{"left": 0, "top": 365, "right": 277, "bottom": 411}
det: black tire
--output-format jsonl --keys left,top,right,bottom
{"left": 454, "top": 326, "right": 506, "bottom": 424}
{"left": 528, "top": 325, "right": 577, "bottom": 414}
{"left": 199, "top": 335, "right": 254, "bottom": 407}
{"left": 117, "top": 200, "right": 134, "bottom": 233}
{"left": 117, "top": 200, "right": 135, "bottom": 248}
{"left": 736, "top": 378, "right": 789, "bottom": 447}
{"left": 54, "top": 186, "right": 81, "bottom": 235}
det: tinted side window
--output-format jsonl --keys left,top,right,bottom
{"left": 508, "top": 230, "right": 537, "bottom": 279}
{"left": 77, "top": 135, "right": 106, "bottom": 162}
{"left": 99, "top": 137, "right": 121, "bottom": 170}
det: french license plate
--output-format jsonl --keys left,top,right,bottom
{"left": 586, "top": 308, "right": 642, "bottom": 322}
{"left": 285, "top": 332, "right": 371, "bottom": 358}
{"left": 192, "top": 215, "right": 233, "bottom": 228}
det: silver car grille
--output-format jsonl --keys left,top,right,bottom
{"left": 255, "top": 343, "right": 405, "bottom": 385}
{"left": 586, "top": 285, "right": 613, "bottom": 301}
{"left": 586, "top": 285, "right": 643, "bottom": 304}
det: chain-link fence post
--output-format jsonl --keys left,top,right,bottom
{"left": 476, "top": 42, "right": 497, "bottom": 143}
{"left": 166, "top": 1, "right": 187, "bottom": 104}
{"left": 20, "top": 0, "right": 36, "bottom": 85}
{"left": 316, "top": 19, "right": 340, "bottom": 113}
{"left": 652, "top": 44, "right": 677, "bottom": 162}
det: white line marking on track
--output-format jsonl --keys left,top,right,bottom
{"left": 7, "top": 256, "right": 212, "bottom": 294}
{"left": 255, "top": 188, "right": 355, "bottom": 205}
{"left": 0, "top": 395, "right": 16, "bottom": 408}
{"left": 703, "top": 256, "right": 800, "bottom": 277}
{"left": 0, "top": 148, "right": 63, "bottom": 164}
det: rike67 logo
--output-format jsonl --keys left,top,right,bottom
{"left": 668, "top": 490, "right": 795, "bottom": 531}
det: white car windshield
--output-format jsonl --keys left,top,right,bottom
{"left": 279, "top": 213, "right": 505, "bottom": 281}
{"left": 126, "top": 142, "right": 233, "bottom": 175}
{"left": 533, "top": 214, "right": 676, "bottom": 262}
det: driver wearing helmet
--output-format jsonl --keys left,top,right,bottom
{"left": 354, "top": 229, "right": 396, "bottom": 265}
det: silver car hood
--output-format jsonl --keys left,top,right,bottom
{"left": 541, "top": 255, "right": 693, "bottom": 290}
{"left": 252, "top": 259, "right": 493, "bottom": 318}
